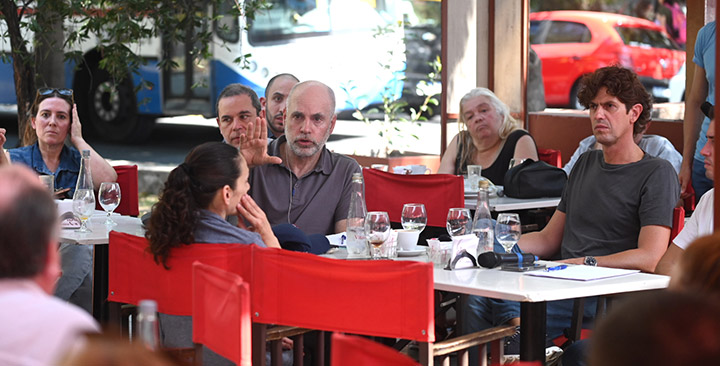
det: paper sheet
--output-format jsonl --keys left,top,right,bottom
{"left": 526, "top": 265, "right": 639, "bottom": 281}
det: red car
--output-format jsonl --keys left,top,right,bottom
{"left": 530, "top": 11, "right": 685, "bottom": 109}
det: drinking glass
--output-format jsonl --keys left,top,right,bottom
{"left": 39, "top": 174, "right": 54, "bottom": 194}
{"left": 365, "top": 211, "right": 391, "bottom": 260}
{"left": 99, "top": 182, "right": 122, "bottom": 226}
{"left": 401, "top": 203, "right": 427, "bottom": 233}
{"left": 496, "top": 213, "right": 521, "bottom": 253}
{"left": 446, "top": 208, "right": 472, "bottom": 237}
{"left": 72, "top": 188, "right": 95, "bottom": 233}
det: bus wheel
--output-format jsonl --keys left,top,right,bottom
{"left": 78, "top": 65, "right": 153, "bottom": 142}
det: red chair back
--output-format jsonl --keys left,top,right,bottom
{"left": 250, "top": 247, "right": 435, "bottom": 342}
{"left": 538, "top": 148, "right": 562, "bottom": 168}
{"left": 107, "top": 231, "right": 255, "bottom": 315}
{"left": 671, "top": 206, "right": 685, "bottom": 243}
{"left": 363, "top": 167, "right": 464, "bottom": 227}
{"left": 331, "top": 332, "right": 419, "bottom": 366}
{"left": 193, "top": 262, "right": 251, "bottom": 366}
{"left": 113, "top": 165, "right": 140, "bottom": 216}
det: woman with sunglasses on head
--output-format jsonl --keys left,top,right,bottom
{"left": 5, "top": 88, "right": 117, "bottom": 197}
{"left": 3, "top": 88, "right": 117, "bottom": 313}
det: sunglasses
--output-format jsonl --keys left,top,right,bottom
{"left": 37, "top": 87, "right": 73, "bottom": 96}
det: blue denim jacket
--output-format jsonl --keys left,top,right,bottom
{"left": 9, "top": 142, "right": 82, "bottom": 197}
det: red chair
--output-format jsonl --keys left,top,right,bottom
{"left": 107, "top": 231, "right": 254, "bottom": 316}
{"left": 671, "top": 206, "right": 685, "bottom": 243}
{"left": 193, "top": 262, "right": 251, "bottom": 366}
{"left": 537, "top": 148, "right": 562, "bottom": 168}
{"left": 96, "top": 165, "right": 140, "bottom": 216}
{"left": 249, "top": 247, "right": 515, "bottom": 366}
{"left": 331, "top": 332, "right": 419, "bottom": 366}
{"left": 363, "top": 167, "right": 464, "bottom": 227}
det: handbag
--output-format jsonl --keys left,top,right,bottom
{"left": 503, "top": 159, "right": 567, "bottom": 198}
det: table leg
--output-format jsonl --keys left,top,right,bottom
{"left": 520, "top": 301, "right": 546, "bottom": 366}
{"left": 92, "top": 244, "right": 109, "bottom": 323}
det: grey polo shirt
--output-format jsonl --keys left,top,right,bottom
{"left": 249, "top": 136, "right": 361, "bottom": 235}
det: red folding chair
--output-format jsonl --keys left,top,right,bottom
{"left": 107, "top": 231, "right": 254, "bottom": 316}
{"left": 113, "top": 165, "right": 140, "bottom": 217}
{"left": 537, "top": 148, "right": 562, "bottom": 168}
{"left": 193, "top": 262, "right": 251, "bottom": 366}
{"left": 331, "top": 332, "right": 419, "bottom": 366}
{"left": 363, "top": 167, "right": 464, "bottom": 227}
{"left": 671, "top": 206, "right": 685, "bottom": 243}
{"left": 249, "top": 247, "right": 515, "bottom": 366}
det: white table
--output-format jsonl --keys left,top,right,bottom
{"left": 60, "top": 212, "right": 144, "bottom": 323}
{"left": 324, "top": 248, "right": 668, "bottom": 364}
{"left": 465, "top": 195, "right": 561, "bottom": 212}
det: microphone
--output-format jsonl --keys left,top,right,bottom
{"left": 477, "top": 252, "right": 538, "bottom": 268}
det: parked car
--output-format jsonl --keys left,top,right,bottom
{"left": 530, "top": 11, "right": 685, "bottom": 109}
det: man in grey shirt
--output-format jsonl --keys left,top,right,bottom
{"left": 233, "top": 80, "right": 361, "bottom": 235}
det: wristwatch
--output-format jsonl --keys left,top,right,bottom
{"left": 584, "top": 256, "right": 597, "bottom": 266}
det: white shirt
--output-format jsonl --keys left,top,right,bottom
{"left": 0, "top": 279, "right": 99, "bottom": 365}
{"left": 563, "top": 135, "right": 682, "bottom": 175}
{"left": 673, "top": 189, "right": 715, "bottom": 250}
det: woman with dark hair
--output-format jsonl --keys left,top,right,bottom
{"left": 145, "top": 142, "right": 285, "bottom": 366}
{"left": 4, "top": 88, "right": 117, "bottom": 196}
{"left": 1, "top": 88, "right": 116, "bottom": 313}
{"left": 146, "top": 141, "right": 280, "bottom": 267}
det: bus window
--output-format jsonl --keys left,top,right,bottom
{"left": 214, "top": 0, "right": 239, "bottom": 43}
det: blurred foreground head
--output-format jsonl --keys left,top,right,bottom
{"left": 58, "top": 333, "right": 177, "bottom": 366}
{"left": 0, "top": 165, "right": 57, "bottom": 280}
{"left": 590, "top": 291, "right": 720, "bottom": 366}
{"left": 669, "top": 233, "right": 720, "bottom": 295}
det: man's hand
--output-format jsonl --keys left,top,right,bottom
{"left": 240, "top": 116, "right": 282, "bottom": 168}
{"left": 0, "top": 128, "right": 6, "bottom": 149}
{"left": 0, "top": 128, "right": 9, "bottom": 166}
{"left": 678, "top": 162, "right": 693, "bottom": 200}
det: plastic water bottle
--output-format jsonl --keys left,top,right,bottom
{"left": 472, "top": 180, "right": 494, "bottom": 254}
{"left": 136, "top": 299, "right": 160, "bottom": 350}
{"left": 346, "top": 172, "right": 368, "bottom": 255}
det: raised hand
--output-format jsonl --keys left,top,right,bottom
{"left": 239, "top": 116, "right": 282, "bottom": 168}
{"left": 69, "top": 104, "right": 85, "bottom": 145}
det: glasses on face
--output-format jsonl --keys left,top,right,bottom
{"left": 37, "top": 87, "right": 73, "bottom": 97}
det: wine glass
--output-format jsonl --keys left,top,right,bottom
{"left": 496, "top": 213, "right": 521, "bottom": 253}
{"left": 72, "top": 188, "right": 96, "bottom": 233}
{"left": 99, "top": 182, "right": 122, "bottom": 226}
{"left": 446, "top": 208, "right": 472, "bottom": 237}
{"left": 401, "top": 203, "right": 427, "bottom": 233}
{"left": 365, "top": 211, "right": 391, "bottom": 260}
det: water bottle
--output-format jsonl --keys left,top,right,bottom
{"left": 136, "top": 299, "right": 160, "bottom": 350}
{"left": 346, "top": 172, "right": 368, "bottom": 255}
{"left": 472, "top": 180, "right": 494, "bottom": 255}
{"left": 72, "top": 150, "right": 95, "bottom": 230}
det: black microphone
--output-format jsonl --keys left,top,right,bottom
{"left": 477, "top": 252, "right": 538, "bottom": 268}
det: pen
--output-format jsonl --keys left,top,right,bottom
{"left": 546, "top": 264, "right": 567, "bottom": 272}
{"left": 341, "top": 234, "right": 346, "bottom": 245}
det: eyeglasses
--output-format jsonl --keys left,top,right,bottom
{"left": 37, "top": 87, "right": 73, "bottom": 96}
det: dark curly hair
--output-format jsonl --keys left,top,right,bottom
{"left": 145, "top": 142, "right": 243, "bottom": 268}
{"left": 577, "top": 66, "right": 652, "bottom": 135}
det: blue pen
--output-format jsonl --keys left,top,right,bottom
{"left": 546, "top": 264, "right": 568, "bottom": 272}
{"left": 341, "top": 234, "right": 347, "bottom": 245}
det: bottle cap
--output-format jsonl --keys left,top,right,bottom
{"left": 478, "top": 179, "right": 490, "bottom": 189}
{"left": 138, "top": 299, "right": 157, "bottom": 314}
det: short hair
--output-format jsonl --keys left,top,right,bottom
{"left": 590, "top": 291, "right": 720, "bottom": 366}
{"left": 265, "top": 73, "right": 299, "bottom": 99}
{"left": 23, "top": 88, "right": 75, "bottom": 146}
{"left": 288, "top": 80, "right": 336, "bottom": 115}
{"left": 577, "top": 66, "right": 652, "bottom": 135}
{"left": 674, "top": 233, "right": 720, "bottom": 295}
{"left": 216, "top": 83, "right": 261, "bottom": 116}
{"left": 0, "top": 167, "right": 57, "bottom": 278}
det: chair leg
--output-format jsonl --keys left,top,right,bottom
{"left": 489, "top": 338, "right": 504, "bottom": 366}
{"left": 314, "top": 331, "right": 325, "bottom": 366}
{"left": 478, "top": 344, "right": 488, "bottom": 366}
{"left": 293, "top": 334, "right": 304, "bottom": 366}
{"left": 456, "top": 349, "right": 468, "bottom": 366}
{"left": 419, "top": 342, "right": 433, "bottom": 366}
{"left": 270, "top": 339, "right": 283, "bottom": 366}
{"left": 253, "top": 323, "right": 268, "bottom": 366}
{"left": 194, "top": 343, "right": 203, "bottom": 366}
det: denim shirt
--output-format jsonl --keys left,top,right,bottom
{"left": 9, "top": 142, "right": 82, "bottom": 197}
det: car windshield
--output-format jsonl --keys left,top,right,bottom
{"left": 615, "top": 26, "right": 680, "bottom": 50}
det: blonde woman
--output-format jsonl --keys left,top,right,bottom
{"left": 438, "top": 88, "right": 538, "bottom": 185}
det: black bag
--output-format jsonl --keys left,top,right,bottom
{"left": 503, "top": 159, "right": 567, "bottom": 198}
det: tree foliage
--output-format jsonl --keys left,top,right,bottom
{"left": 0, "top": 0, "right": 268, "bottom": 145}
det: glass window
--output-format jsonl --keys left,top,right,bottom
{"left": 529, "top": 20, "right": 549, "bottom": 44}
{"left": 543, "top": 21, "right": 591, "bottom": 44}
{"left": 615, "top": 26, "right": 680, "bottom": 50}
{"left": 214, "top": 0, "right": 239, "bottom": 43}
